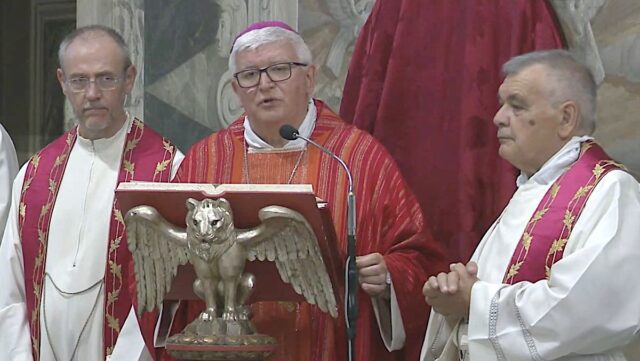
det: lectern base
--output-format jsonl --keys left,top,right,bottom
{"left": 166, "top": 332, "right": 277, "bottom": 361}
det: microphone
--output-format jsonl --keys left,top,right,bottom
{"left": 279, "top": 124, "right": 299, "bottom": 141}
{"left": 280, "top": 124, "right": 358, "bottom": 361}
{"left": 279, "top": 125, "right": 355, "bottom": 236}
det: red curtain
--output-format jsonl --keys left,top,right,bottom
{"left": 340, "top": 0, "right": 564, "bottom": 264}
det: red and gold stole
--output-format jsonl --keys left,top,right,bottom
{"left": 19, "top": 119, "right": 177, "bottom": 359}
{"left": 503, "top": 141, "right": 625, "bottom": 284}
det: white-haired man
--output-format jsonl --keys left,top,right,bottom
{"left": 171, "top": 21, "right": 445, "bottom": 361}
{"left": 0, "top": 25, "right": 183, "bottom": 360}
{"left": 421, "top": 49, "right": 640, "bottom": 360}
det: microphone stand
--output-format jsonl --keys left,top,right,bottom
{"left": 283, "top": 127, "right": 358, "bottom": 361}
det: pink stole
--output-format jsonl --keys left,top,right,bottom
{"left": 503, "top": 141, "right": 624, "bottom": 284}
{"left": 19, "top": 119, "right": 177, "bottom": 359}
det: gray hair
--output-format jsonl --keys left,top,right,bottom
{"left": 58, "top": 25, "right": 132, "bottom": 70}
{"left": 229, "top": 26, "right": 312, "bottom": 75}
{"left": 503, "top": 49, "right": 597, "bottom": 135}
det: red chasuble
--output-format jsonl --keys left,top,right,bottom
{"left": 18, "top": 119, "right": 178, "bottom": 359}
{"left": 171, "top": 100, "right": 445, "bottom": 361}
{"left": 503, "top": 141, "right": 625, "bottom": 284}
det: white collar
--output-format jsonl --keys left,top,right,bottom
{"left": 76, "top": 114, "right": 133, "bottom": 151}
{"left": 243, "top": 99, "right": 316, "bottom": 150}
{"left": 516, "top": 135, "right": 594, "bottom": 187}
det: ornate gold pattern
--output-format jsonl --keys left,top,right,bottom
{"left": 31, "top": 153, "right": 41, "bottom": 169}
{"left": 504, "top": 141, "right": 620, "bottom": 283}
{"left": 563, "top": 210, "right": 575, "bottom": 229}
{"left": 572, "top": 185, "right": 594, "bottom": 201}
{"left": 506, "top": 261, "right": 523, "bottom": 279}
{"left": 549, "top": 238, "right": 567, "bottom": 254}
{"left": 103, "top": 119, "right": 145, "bottom": 353}
{"left": 522, "top": 232, "right": 532, "bottom": 251}
{"left": 19, "top": 118, "right": 176, "bottom": 359}
{"left": 26, "top": 129, "right": 76, "bottom": 360}
{"left": 593, "top": 163, "right": 604, "bottom": 179}
{"left": 20, "top": 118, "right": 175, "bottom": 358}
{"left": 156, "top": 159, "right": 171, "bottom": 173}
{"left": 103, "top": 118, "right": 176, "bottom": 355}
{"left": 123, "top": 160, "right": 135, "bottom": 177}
{"left": 153, "top": 137, "right": 175, "bottom": 181}
{"left": 19, "top": 153, "right": 40, "bottom": 230}
{"left": 530, "top": 208, "right": 549, "bottom": 223}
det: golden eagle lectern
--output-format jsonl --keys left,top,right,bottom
{"left": 125, "top": 197, "right": 337, "bottom": 360}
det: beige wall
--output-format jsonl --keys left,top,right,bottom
{"left": 552, "top": 0, "right": 640, "bottom": 177}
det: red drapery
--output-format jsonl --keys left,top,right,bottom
{"left": 340, "top": 0, "right": 564, "bottom": 263}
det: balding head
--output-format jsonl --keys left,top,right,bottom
{"left": 58, "top": 25, "right": 132, "bottom": 71}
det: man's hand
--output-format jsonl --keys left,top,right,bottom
{"left": 422, "top": 262, "right": 479, "bottom": 318}
{"left": 356, "top": 253, "right": 389, "bottom": 298}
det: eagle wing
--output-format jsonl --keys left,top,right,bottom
{"left": 241, "top": 206, "right": 338, "bottom": 318}
{"left": 125, "top": 205, "right": 189, "bottom": 315}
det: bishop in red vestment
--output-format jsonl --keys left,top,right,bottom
{"left": 168, "top": 22, "right": 445, "bottom": 361}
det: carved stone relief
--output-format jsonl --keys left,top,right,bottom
{"left": 550, "top": 0, "right": 640, "bottom": 177}
{"left": 549, "top": 0, "right": 607, "bottom": 84}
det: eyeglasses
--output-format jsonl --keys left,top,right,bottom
{"left": 233, "top": 62, "right": 308, "bottom": 88}
{"left": 65, "top": 74, "right": 122, "bottom": 92}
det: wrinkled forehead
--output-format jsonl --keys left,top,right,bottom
{"left": 500, "top": 65, "right": 550, "bottom": 99}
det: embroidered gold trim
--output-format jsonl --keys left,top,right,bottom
{"left": 505, "top": 142, "right": 622, "bottom": 283}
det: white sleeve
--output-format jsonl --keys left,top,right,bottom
{"left": 0, "top": 124, "right": 19, "bottom": 237}
{"left": 170, "top": 149, "right": 185, "bottom": 180}
{"left": 467, "top": 170, "right": 640, "bottom": 359}
{"left": 0, "top": 166, "right": 33, "bottom": 360}
{"left": 371, "top": 279, "right": 406, "bottom": 351}
{"left": 107, "top": 307, "right": 153, "bottom": 361}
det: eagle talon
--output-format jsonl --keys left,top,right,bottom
{"left": 222, "top": 308, "right": 238, "bottom": 321}
{"left": 200, "top": 308, "right": 217, "bottom": 321}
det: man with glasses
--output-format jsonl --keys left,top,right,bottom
{"left": 0, "top": 25, "right": 183, "bottom": 360}
{"left": 172, "top": 21, "right": 444, "bottom": 361}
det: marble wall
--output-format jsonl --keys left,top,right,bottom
{"left": 551, "top": 0, "right": 640, "bottom": 177}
